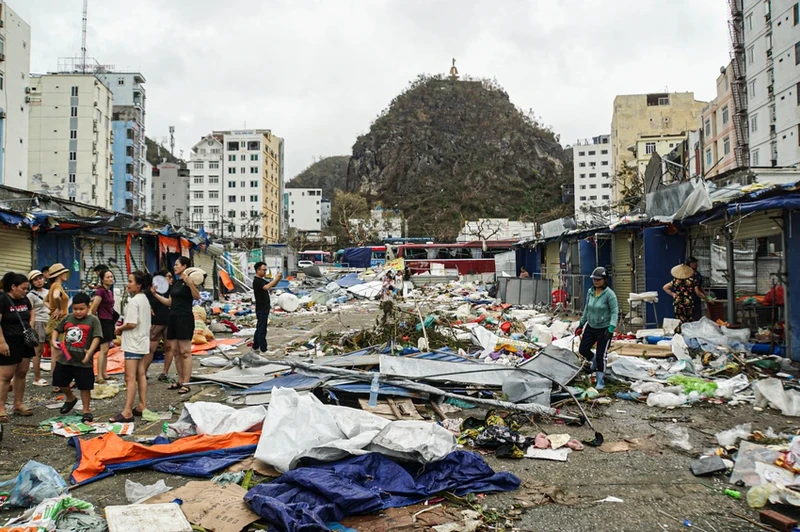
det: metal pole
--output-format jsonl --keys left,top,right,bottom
{"left": 726, "top": 223, "right": 736, "bottom": 325}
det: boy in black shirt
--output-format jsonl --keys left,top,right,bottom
{"left": 251, "top": 262, "right": 282, "bottom": 353}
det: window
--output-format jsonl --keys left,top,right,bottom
{"left": 588, "top": 151, "right": 595, "bottom": 155}
{"left": 240, "top": 196, "right": 245, "bottom": 202}
{"left": 589, "top": 184, "right": 597, "bottom": 189}
{"left": 193, "top": 177, "right": 204, "bottom": 184}
{"left": 210, "top": 206, "right": 219, "bottom": 215}
{"left": 68, "top": 173, "right": 76, "bottom": 183}
{"left": 579, "top": 196, "right": 587, "bottom": 201}
{"left": 240, "top": 211, "right": 247, "bottom": 219}
{"left": 751, "top": 114, "right": 758, "bottom": 133}
{"left": 601, "top": 161, "right": 608, "bottom": 166}
{"left": 601, "top": 183, "right": 611, "bottom": 188}
{"left": 601, "top": 149, "right": 608, "bottom": 155}
{"left": 209, "top": 191, "right": 219, "bottom": 199}
{"left": 722, "top": 106, "right": 729, "bottom": 124}
{"left": 228, "top": 181, "right": 236, "bottom": 188}
{"left": 796, "top": 41, "right": 800, "bottom": 65}
{"left": 752, "top": 148, "right": 760, "bottom": 166}
{"left": 723, "top": 136, "right": 731, "bottom": 155}
{"left": 589, "top": 173, "right": 597, "bottom": 177}
{"left": 69, "top": 151, "right": 77, "bottom": 161}
{"left": 250, "top": 167, "right": 258, "bottom": 174}
{"left": 794, "top": 3, "right": 799, "bottom": 25}
{"left": 250, "top": 154, "right": 258, "bottom": 161}
{"left": 228, "top": 195, "right": 236, "bottom": 203}
{"left": 250, "top": 180, "right": 258, "bottom": 187}
{"left": 579, "top": 185, "right": 586, "bottom": 190}
{"left": 209, "top": 176, "right": 219, "bottom": 184}
{"left": 117, "top": 77, "right": 125, "bottom": 86}
{"left": 589, "top": 162, "right": 596, "bottom": 167}
{"left": 162, "top": 183, "right": 166, "bottom": 189}
{"left": 746, "top": 13, "right": 753, "bottom": 31}
{"left": 70, "top": 106, "right": 78, "bottom": 117}
{"left": 704, "top": 119, "right": 711, "bottom": 136}
{"left": 579, "top": 162, "right": 585, "bottom": 167}
{"left": 706, "top": 149, "right": 712, "bottom": 166}
{"left": 749, "top": 80, "right": 756, "bottom": 99}
{"left": 240, "top": 181, "right": 245, "bottom": 187}
{"left": 602, "top": 195, "right": 610, "bottom": 200}
{"left": 228, "top": 155, "right": 236, "bottom": 161}
{"left": 748, "top": 46, "right": 754, "bottom": 65}
{"left": 797, "top": 82, "right": 800, "bottom": 105}
{"left": 70, "top": 130, "right": 77, "bottom": 139}
{"left": 228, "top": 167, "right": 236, "bottom": 174}
{"left": 240, "top": 167, "right": 245, "bottom": 173}
{"left": 250, "top": 195, "right": 258, "bottom": 202}
{"left": 601, "top": 172, "right": 609, "bottom": 177}
{"left": 193, "top": 207, "right": 203, "bottom": 215}
{"left": 580, "top": 173, "right": 586, "bottom": 178}
{"left": 240, "top": 155, "right": 246, "bottom": 161}
{"left": 71, "top": 86, "right": 78, "bottom": 97}
{"left": 645, "top": 142, "right": 656, "bottom": 154}
{"left": 193, "top": 191, "right": 204, "bottom": 199}
{"left": 578, "top": 151, "right": 585, "bottom": 156}
{"left": 227, "top": 141, "right": 239, "bottom": 151}
{"left": 209, "top": 162, "right": 219, "bottom": 169}
{"left": 193, "top": 162, "right": 203, "bottom": 169}
{"left": 589, "top": 195, "right": 597, "bottom": 200}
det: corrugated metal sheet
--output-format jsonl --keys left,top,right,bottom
{"left": 633, "top": 231, "right": 646, "bottom": 323}
{"left": 731, "top": 210, "right": 783, "bottom": 240}
{"left": 545, "top": 241, "right": 560, "bottom": 285}
{"left": 614, "top": 232, "right": 633, "bottom": 313}
{"left": 81, "top": 234, "right": 145, "bottom": 287}
{"left": 0, "top": 226, "right": 32, "bottom": 276}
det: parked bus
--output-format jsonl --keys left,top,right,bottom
{"left": 297, "top": 250, "right": 333, "bottom": 268}
{"left": 387, "top": 240, "right": 516, "bottom": 276}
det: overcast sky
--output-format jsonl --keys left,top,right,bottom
{"left": 18, "top": 0, "right": 731, "bottom": 180}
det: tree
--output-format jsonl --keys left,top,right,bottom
{"left": 327, "top": 190, "right": 379, "bottom": 246}
{"left": 613, "top": 164, "right": 643, "bottom": 211}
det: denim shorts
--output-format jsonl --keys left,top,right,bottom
{"left": 124, "top": 351, "right": 144, "bottom": 360}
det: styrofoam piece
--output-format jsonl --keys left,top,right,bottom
{"left": 105, "top": 503, "right": 192, "bottom": 532}
{"left": 277, "top": 293, "right": 301, "bottom": 312}
{"left": 635, "top": 328, "right": 664, "bottom": 339}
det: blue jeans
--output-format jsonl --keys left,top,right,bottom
{"left": 253, "top": 310, "right": 270, "bottom": 352}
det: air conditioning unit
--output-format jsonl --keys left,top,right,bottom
{"left": 0, "top": 112, "right": 6, "bottom": 119}
{"left": 767, "top": 49, "right": 773, "bottom": 57}
{"left": 24, "top": 96, "right": 30, "bottom": 103}
{"left": 0, "top": 53, "right": 6, "bottom": 62}
{"left": 93, "top": 101, "right": 98, "bottom": 107}
{"left": 93, "top": 121, "right": 98, "bottom": 132}
{"left": 24, "top": 87, "right": 30, "bottom": 94}
{"left": 0, "top": 20, "right": 5, "bottom": 28}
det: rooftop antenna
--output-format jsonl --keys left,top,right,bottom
{"left": 169, "top": 125, "right": 175, "bottom": 156}
{"left": 81, "top": 0, "right": 88, "bottom": 73}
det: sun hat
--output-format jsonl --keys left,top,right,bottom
{"left": 48, "top": 263, "right": 70, "bottom": 279}
{"left": 670, "top": 264, "right": 695, "bottom": 280}
{"left": 28, "top": 270, "right": 44, "bottom": 282}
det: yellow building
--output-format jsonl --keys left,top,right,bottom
{"left": 611, "top": 92, "right": 706, "bottom": 202}
{"left": 632, "top": 132, "right": 688, "bottom": 177}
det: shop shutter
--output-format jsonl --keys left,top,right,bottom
{"left": 613, "top": 232, "right": 633, "bottom": 313}
{"left": 545, "top": 242, "right": 560, "bottom": 285}
{"left": 731, "top": 210, "right": 783, "bottom": 240}
{"left": 81, "top": 236, "right": 127, "bottom": 288}
{"left": 633, "top": 232, "right": 647, "bottom": 323}
{"left": 193, "top": 250, "right": 215, "bottom": 290}
{"left": 0, "top": 226, "right": 33, "bottom": 276}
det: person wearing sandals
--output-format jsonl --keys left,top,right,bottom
{"left": 26, "top": 270, "right": 50, "bottom": 387}
{"left": 151, "top": 257, "right": 199, "bottom": 395}
{"left": 144, "top": 270, "right": 173, "bottom": 382}
{"left": 51, "top": 292, "right": 102, "bottom": 422}
{"left": 0, "top": 272, "right": 36, "bottom": 421}
{"left": 89, "top": 269, "right": 116, "bottom": 382}
{"left": 110, "top": 272, "right": 152, "bottom": 423}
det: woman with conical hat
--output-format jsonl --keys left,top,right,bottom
{"left": 663, "top": 263, "right": 705, "bottom": 327}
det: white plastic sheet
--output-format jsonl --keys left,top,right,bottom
{"left": 168, "top": 402, "right": 266, "bottom": 437}
{"left": 755, "top": 378, "right": 800, "bottom": 416}
{"left": 126, "top": 479, "right": 172, "bottom": 504}
{"left": 255, "top": 388, "right": 456, "bottom": 472}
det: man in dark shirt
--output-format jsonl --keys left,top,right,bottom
{"left": 252, "top": 262, "right": 282, "bottom": 353}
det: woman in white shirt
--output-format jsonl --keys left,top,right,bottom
{"left": 110, "top": 271, "right": 152, "bottom": 423}
{"left": 26, "top": 270, "right": 50, "bottom": 387}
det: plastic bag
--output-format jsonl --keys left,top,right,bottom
{"left": 0, "top": 460, "right": 67, "bottom": 508}
{"left": 716, "top": 423, "right": 752, "bottom": 447}
{"left": 631, "top": 381, "right": 664, "bottom": 394}
{"left": 747, "top": 484, "right": 774, "bottom": 509}
{"left": 721, "top": 326, "right": 750, "bottom": 344}
{"left": 714, "top": 374, "right": 751, "bottom": 399}
{"left": 1, "top": 496, "right": 93, "bottom": 531}
{"left": 667, "top": 375, "right": 717, "bottom": 396}
{"left": 125, "top": 479, "right": 172, "bottom": 504}
{"left": 754, "top": 378, "right": 800, "bottom": 416}
{"left": 666, "top": 425, "right": 692, "bottom": 451}
{"left": 646, "top": 391, "right": 687, "bottom": 408}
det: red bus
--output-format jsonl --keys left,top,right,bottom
{"left": 388, "top": 240, "right": 516, "bottom": 276}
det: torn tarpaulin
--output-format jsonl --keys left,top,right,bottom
{"left": 245, "top": 451, "right": 520, "bottom": 532}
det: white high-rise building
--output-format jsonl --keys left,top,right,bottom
{"left": 285, "top": 188, "right": 323, "bottom": 232}
{"left": 573, "top": 134, "right": 613, "bottom": 223}
{"left": 1, "top": 3, "right": 31, "bottom": 189}
{"left": 743, "top": 0, "right": 800, "bottom": 166}
{"left": 28, "top": 73, "right": 114, "bottom": 207}
{"left": 187, "top": 129, "right": 283, "bottom": 243}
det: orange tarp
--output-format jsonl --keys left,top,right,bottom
{"left": 191, "top": 337, "right": 245, "bottom": 354}
{"left": 70, "top": 431, "right": 261, "bottom": 484}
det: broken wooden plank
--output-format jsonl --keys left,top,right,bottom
{"left": 610, "top": 342, "right": 674, "bottom": 358}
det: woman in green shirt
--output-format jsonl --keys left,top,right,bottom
{"left": 575, "top": 267, "right": 619, "bottom": 390}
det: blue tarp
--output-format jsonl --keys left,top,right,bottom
{"left": 245, "top": 451, "right": 520, "bottom": 532}
{"left": 336, "top": 273, "right": 363, "bottom": 288}
{"left": 235, "top": 373, "right": 324, "bottom": 396}
{"left": 727, "top": 195, "right": 800, "bottom": 216}
{"left": 342, "top": 247, "right": 373, "bottom": 269}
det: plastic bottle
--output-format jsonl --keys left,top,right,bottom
{"left": 724, "top": 489, "right": 741, "bottom": 499}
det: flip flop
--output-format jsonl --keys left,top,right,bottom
{"left": 132, "top": 408, "right": 144, "bottom": 417}
{"left": 13, "top": 406, "right": 33, "bottom": 417}
{"left": 0, "top": 413, "right": 9, "bottom": 423}
{"left": 59, "top": 398, "right": 78, "bottom": 415}
{"left": 82, "top": 412, "right": 94, "bottom": 423}
{"left": 178, "top": 385, "right": 191, "bottom": 395}
{"left": 32, "top": 379, "right": 49, "bottom": 387}
{"left": 109, "top": 413, "right": 134, "bottom": 423}
{"left": 168, "top": 382, "right": 181, "bottom": 390}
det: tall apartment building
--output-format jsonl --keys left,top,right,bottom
{"left": 28, "top": 74, "right": 114, "bottom": 207}
{"left": 187, "top": 129, "right": 283, "bottom": 243}
{"left": 97, "top": 72, "right": 147, "bottom": 214}
{"left": 0, "top": 3, "right": 31, "bottom": 189}
{"left": 743, "top": 0, "right": 800, "bottom": 166}
{"left": 610, "top": 92, "right": 706, "bottom": 201}
{"left": 285, "top": 188, "right": 323, "bottom": 232}
{"left": 573, "top": 135, "right": 612, "bottom": 223}
{"left": 152, "top": 163, "right": 189, "bottom": 225}
{"left": 701, "top": 64, "right": 740, "bottom": 176}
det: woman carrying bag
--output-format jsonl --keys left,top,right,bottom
{"left": 0, "top": 272, "right": 37, "bottom": 421}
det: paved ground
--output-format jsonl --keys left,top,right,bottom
{"left": 1, "top": 302, "right": 798, "bottom": 531}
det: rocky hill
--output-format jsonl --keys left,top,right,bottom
{"left": 145, "top": 137, "right": 182, "bottom": 167}
{"left": 286, "top": 155, "right": 349, "bottom": 200}
{"left": 347, "top": 75, "right": 572, "bottom": 240}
